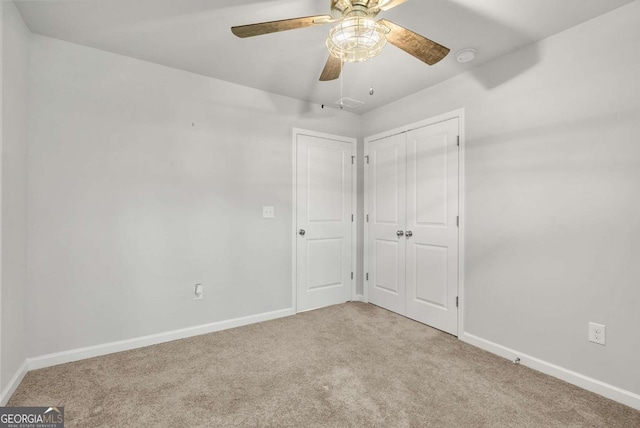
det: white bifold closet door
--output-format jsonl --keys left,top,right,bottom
{"left": 368, "top": 133, "right": 407, "bottom": 315}
{"left": 368, "top": 118, "right": 459, "bottom": 335}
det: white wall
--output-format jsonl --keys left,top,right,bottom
{"left": 15, "top": 0, "right": 640, "bottom": 407}
{"left": 1, "top": 1, "right": 29, "bottom": 395}
{"left": 27, "top": 35, "right": 360, "bottom": 357}
{"left": 363, "top": 2, "right": 640, "bottom": 396}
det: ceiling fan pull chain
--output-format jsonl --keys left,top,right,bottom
{"left": 369, "top": 58, "right": 375, "bottom": 96}
{"left": 339, "top": 60, "right": 344, "bottom": 109}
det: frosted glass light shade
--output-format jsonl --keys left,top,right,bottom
{"left": 326, "top": 17, "right": 388, "bottom": 62}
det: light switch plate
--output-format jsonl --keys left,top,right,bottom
{"left": 263, "top": 206, "right": 275, "bottom": 218}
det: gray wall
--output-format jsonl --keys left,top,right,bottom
{"left": 26, "top": 35, "right": 360, "bottom": 357}
{"left": 1, "top": 1, "right": 29, "bottom": 395}
{"left": 2, "top": 0, "right": 638, "bottom": 404}
{"left": 362, "top": 2, "right": 640, "bottom": 396}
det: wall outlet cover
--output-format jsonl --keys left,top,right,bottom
{"left": 263, "top": 206, "right": 275, "bottom": 218}
{"left": 588, "top": 322, "right": 606, "bottom": 345}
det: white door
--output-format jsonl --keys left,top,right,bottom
{"left": 366, "top": 118, "right": 460, "bottom": 335}
{"left": 296, "top": 133, "right": 354, "bottom": 312}
{"left": 367, "top": 133, "right": 406, "bottom": 315}
{"left": 405, "top": 118, "right": 459, "bottom": 335}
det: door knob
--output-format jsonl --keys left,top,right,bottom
{"left": 405, "top": 231, "right": 413, "bottom": 238}
{"left": 397, "top": 230, "right": 404, "bottom": 237}
{"left": 299, "top": 229, "right": 306, "bottom": 236}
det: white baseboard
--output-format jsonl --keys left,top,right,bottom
{"left": 0, "top": 360, "right": 29, "bottom": 406}
{"left": 28, "top": 308, "right": 295, "bottom": 371}
{"left": 460, "top": 332, "right": 640, "bottom": 411}
{"left": 352, "top": 294, "right": 365, "bottom": 302}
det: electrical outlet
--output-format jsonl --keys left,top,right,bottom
{"left": 588, "top": 322, "right": 605, "bottom": 345}
{"left": 194, "top": 283, "right": 203, "bottom": 300}
{"left": 263, "top": 206, "right": 275, "bottom": 218}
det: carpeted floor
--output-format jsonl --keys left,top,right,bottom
{"left": 8, "top": 302, "right": 640, "bottom": 427}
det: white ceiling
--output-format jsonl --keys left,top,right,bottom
{"left": 14, "top": 0, "right": 633, "bottom": 114}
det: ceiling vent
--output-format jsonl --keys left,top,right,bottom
{"left": 335, "top": 97, "right": 364, "bottom": 109}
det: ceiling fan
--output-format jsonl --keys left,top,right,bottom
{"left": 231, "top": 0, "right": 450, "bottom": 81}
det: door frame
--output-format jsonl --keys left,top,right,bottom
{"left": 292, "top": 128, "right": 358, "bottom": 314}
{"left": 363, "top": 109, "right": 466, "bottom": 336}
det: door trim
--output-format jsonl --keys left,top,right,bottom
{"left": 363, "top": 109, "right": 466, "bottom": 336}
{"left": 292, "top": 128, "right": 358, "bottom": 314}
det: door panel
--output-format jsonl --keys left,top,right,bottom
{"left": 307, "top": 238, "right": 344, "bottom": 290}
{"left": 414, "top": 244, "right": 448, "bottom": 308}
{"left": 374, "top": 145, "right": 401, "bottom": 224}
{"left": 297, "top": 134, "right": 353, "bottom": 312}
{"left": 405, "top": 118, "right": 459, "bottom": 334}
{"left": 307, "top": 147, "right": 345, "bottom": 222}
{"left": 415, "top": 131, "right": 449, "bottom": 226}
{"left": 368, "top": 133, "right": 406, "bottom": 315}
{"left": 374, "top": 240, "right": 400, "bottom": 293}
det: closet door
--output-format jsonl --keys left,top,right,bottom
{"left": 367, "top": 133, "right": 406, "bottom": 315}
{"left": 405, "top": 118, "right": 459, "bottom": 335}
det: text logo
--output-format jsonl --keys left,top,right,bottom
{"left": 0, "top": 406, "right": 64, "bottom": 428}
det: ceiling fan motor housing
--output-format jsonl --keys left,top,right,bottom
{"left": 331, "top": 0, "right": 385, "bottom": 19}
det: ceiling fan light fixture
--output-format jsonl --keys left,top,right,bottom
{"left": 326, "top": 16, "right": 389, "bottom": 62}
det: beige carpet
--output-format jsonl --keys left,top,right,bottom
{"left": 8, "top": 303, "right": 640, "bottom": 427}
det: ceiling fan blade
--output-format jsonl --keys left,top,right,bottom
{"left": 378, "top": 19, "right": 449, "bottom": 65}
{"left": 231, "top": 15, "right": 333, "bottom": 38}
{"left": 319, "top": 55, "right": 343, "bottom": 81}
{"left": 377, "top": 0, "right": 408, "bottom": 11}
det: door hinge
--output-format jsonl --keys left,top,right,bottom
{"left": 366, "top": 273, "right": 369, "bottom": 281}
{"left": 351, "top": 214, "right": 354, "bottom": 222}
{"left": 456, "top": 216, "right": 459, "bottom": 227}
{"left": 457, "top": 136, "right": 460, "bottom": 147}
{"left": 456, "top": 296, "right": 459, "bottom": 308}
{"left": 366, "top": 214, "right": 369, "bottom": 222}
{"left": 351, "top": 155, "right": 355, "bottom": 165}
{"left": 351, "top": 272, "right": 354, "bottom": 280}
{"left": 365, "top": 155, "right": 370, "bottom": 164}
